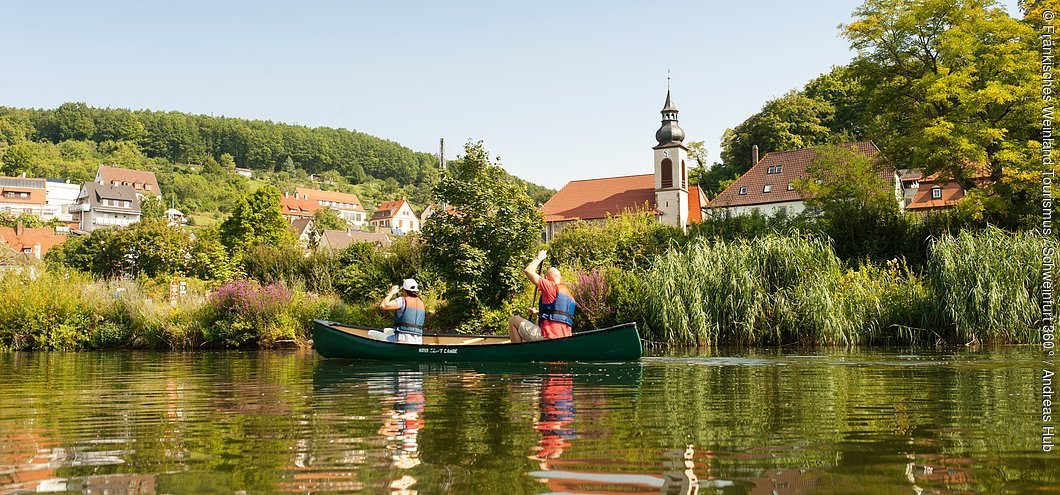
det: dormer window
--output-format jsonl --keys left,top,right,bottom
{"left": 766, "top": 165, "right": 782, "bottom": 174}
{"left": 787, "top": 183, "right": 795, "bottom": 191}
{"left": 763, "top": 185, "right": 772, "bottom": 193}
{"left": 738, "top": 186, "right": 747, "bottom": 195}
{"left": 931, "top": 187, "right": 942, "bottom": 200}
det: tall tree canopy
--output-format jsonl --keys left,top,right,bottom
{"left": 220, "top": 186, "right": 294, "bottom": 257}
{"left": 422, "top": 141, "right": 542, "bottom": 331}
{"left": 844, "top": 0, "right": 1039, "bottom": 226}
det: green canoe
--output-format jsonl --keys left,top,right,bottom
{"left": 312, "top": 320, "right": 642, "bottom": 362}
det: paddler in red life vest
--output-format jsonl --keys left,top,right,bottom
{"left": 508, "top": 250, "right": 577, "bottom": 343}
{"left": 370, "top": 278, "right": 426, "bottom": 344}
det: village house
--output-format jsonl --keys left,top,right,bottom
{"left": 0, "top": 222, "right": 67, "bottom": 260}
{"left": 0, "top": 176, "right": 48, "bottom": 219}
{"left": 320, "top": 229, "right": 393, "bottom": 251}
{"left": 539, "top": 89, "right": 707, "bottom": 241}
{"left": 280, "top": 195, "right": 320, "bottom": 220}
{"left": 294, "top": 187, "right": 366, "bottom": 226}
{"left": 898, "top": 166, "right": 992, "bottom": 213}
{"left": 706, "top": 141, "right": 892, "bottom": 218}
{"left": 369, "top": 199, "right": 419, "bottom": 234}
{"left": 71, "top": 182, "right": 142, "bottom": 232}
{"left": 288, "top": 217, "right": 316, "bottom": 246}
{"left": 95, "top": 165, "right": 161, "bottom": 199}
{"left": 45, "top": 179, "right": 81, "bottom": 222}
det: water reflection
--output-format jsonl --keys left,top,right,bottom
{"left": 376, "top": 370, "right": 424, "bottom": 493}
{"left": 0, "top": 350, "right": 1055, "bottom": 494}
{"left": 530, "top": 373, "right": 576, "bottom": 467}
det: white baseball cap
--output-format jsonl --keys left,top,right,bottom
{"left": 402, "top": 279, "right": 419, "bottom": 292}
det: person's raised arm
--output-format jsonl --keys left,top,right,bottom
{"left": 379, "top": 285, "right": 402, "bottom": 310}
{"left": 524, "top": 250, "right": 547, "bottom": 285}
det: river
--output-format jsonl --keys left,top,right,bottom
{"left": 0, "top": 348, "right": 1053, "bottom": 494}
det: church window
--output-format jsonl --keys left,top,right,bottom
{"left": 681, "top": 160, "right": 686, "bottom": 189}
{"left": 661, "top": 159, "right": 673, "bottom": 189}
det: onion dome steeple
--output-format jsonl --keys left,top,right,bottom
{"left": 655, "top": 89, "right": 685, "bottom": 146}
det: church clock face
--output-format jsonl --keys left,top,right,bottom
{"left": 662, "top": 150, "right": 670, "bottom": 158}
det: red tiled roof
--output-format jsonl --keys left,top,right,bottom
{"left": 97, "top": 166, "right": 161, "bottom": 196}
{"left": 370, "top": 199, "right": 410, "bottom": 221}
{"left": 708, "top": 141, "right": 886, "bottom": 208}
{"left": 906, "top": 182, "right": 968, "bottom": 211}
{"left": 688, "top": 185, "right": 706, "bottom": 223}
{"left": 280, "top": 196, "right": 321, "bottom": 218}
{"left": 294, "top": 187, "right": 364, "bottom": 210}
{"left": 541, "top": 174, "right": 706, "bottom": 226}
{"left": 906, "top": 164, "right": 992, "bottom": 211}
{"left": 0, "top": 227, "right": 67, "bottom": 258}
{"left": 540, "top": 174, "right": 657, "bottom": 222}
{"left": 0, "top": 177, "right": 46, "bottom": 206}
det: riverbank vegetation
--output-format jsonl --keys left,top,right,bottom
{"left": 0, "top": 0, "right": 1052, "bottom": 350}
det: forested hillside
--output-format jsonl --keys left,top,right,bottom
{"left": 0, "top": 103, "right": 554, "bottom": 222}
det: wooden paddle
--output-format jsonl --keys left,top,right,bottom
{"left": 528, "top": 254, "right": 544, "bottom": 324}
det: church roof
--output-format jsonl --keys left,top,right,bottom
{"left": 540, "top": 173, "right": 705, "bottom": 226}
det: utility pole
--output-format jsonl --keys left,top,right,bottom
{"left": 439, "top": 138, "right": 445, "bottom": 172}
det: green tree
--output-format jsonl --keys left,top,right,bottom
{"left": 803, "top": 65, "right": 868, "bottom": 140}
{"left": 719, "top": 91, "right": 837, "bottom": 172}
{"left": 1, "top": 142, "right": 37, "bottom": 176}
{"left": 798, "top": 144, "right": 905, "bottom": 260}
{"left": 188, "top": 225, "right": 233, "bottom": 280}
{"left": 117, "top": 219, "right": 193, "bottom": 278}
{"left": 220, "top": 185, "right": 294, "bottom": 257}
{"left": 422, "top": 141, "right": 543, "bottom": 331}
{"left": 845, "top": 0, "right": 1039, "bottom": 227}
{"left": 702, "top": 91, "right": 839, "bottom": 196}
{"left": 140, "top": 197, "right": 166, "bottom": 220}
{"left": 313, "top": 207, "right": 346, "bottom": 232}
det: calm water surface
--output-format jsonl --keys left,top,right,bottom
{"left": 0, "top": 349, "right": 1054, "bottom": 494}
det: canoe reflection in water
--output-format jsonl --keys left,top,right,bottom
{"left": 374, "top": 369, "right": 424, "bottom": 494}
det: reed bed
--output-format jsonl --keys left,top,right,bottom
{"left": 926, "top": 228, "right": 1051, "bottom": 344}
{"left": 642, "top": 230, "right": 1047, "bottom": 346}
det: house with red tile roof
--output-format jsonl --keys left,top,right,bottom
{"left": 539, "top": 89, "right": 706, "bottom": 241}
{"left": 293, "top": 187, "right": 366, "bottom": 226}
{"left": 280, "top": 195, "right": 321, "bottom": 220}
{"left": 0, "top": 222, "right": 67, "bottom": 260}
{"left": 902, "top": 166, "right": 992, "bottom": 213}
{"left": 707, "top": 141, "right": 894, "bottom": 218}
{"left": 369, "top": 199, "right": 419, "bottom": 234}
{"left": 95, "top": 165, "right": 161, "bottom": 198}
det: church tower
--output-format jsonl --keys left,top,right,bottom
{"left": 653, "top": 88, "right": 689, "bottom": 232}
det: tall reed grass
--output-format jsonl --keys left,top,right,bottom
{"left": 926, "top": 228, "right": 1051, "bottom": 344}
{"left": 642, "top": 230, "right": 1047, "bottom": 346}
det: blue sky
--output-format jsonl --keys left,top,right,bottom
{"left": 0, "top": 1, "right": 1021, "bottom": 189}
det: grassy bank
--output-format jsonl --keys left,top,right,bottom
{"left": 0, "top": 271, "right": 389, "bottom": 351}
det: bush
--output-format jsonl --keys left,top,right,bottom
{"left": 549, "top": 211, "right": 682, "bottom": 271}
{"left": 204, "top": 280, "right": 292, "bottom": 347}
